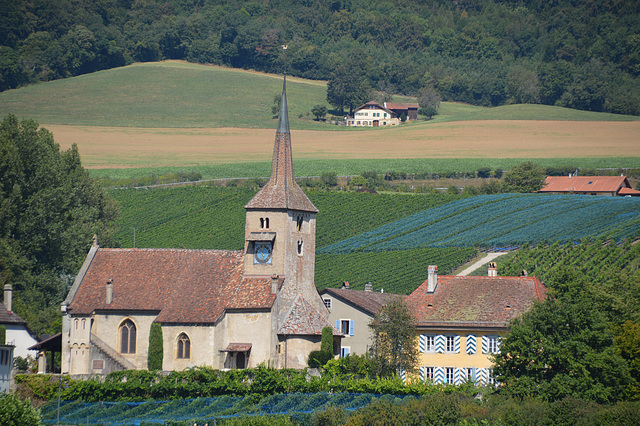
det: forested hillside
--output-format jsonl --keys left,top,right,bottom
{"left": 1, "top": 0, "right": 639, "bottom": 114}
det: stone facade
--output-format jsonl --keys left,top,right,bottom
{"left": 61, "top": 75, "right": 335, "bottom": 376}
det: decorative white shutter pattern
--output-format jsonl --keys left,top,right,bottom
{"left": 466, "top": 334, "right": 477, "bottom": 354}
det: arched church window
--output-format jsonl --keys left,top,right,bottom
{"left": 296, "top": 216, "right": 303, "bottom": 232}
{"left": 259, "top": 217, "right": 270, "bottom": 229}
{"left": 177, "top": 333, "right": 190, "bottom": 359}
{"left": 119, "top": 319, "right": 136, "bottom": 354}
{"left": 297, "top": 240, "right": 303, "bottom": 256}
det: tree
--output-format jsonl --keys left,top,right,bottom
{"left": 417, "top": 85, "right": 441, "bottom": 119}
{"left": 271, "top": 93, "right": 281, "bottom": 117}
{"left": 311, "top": 104, "right": 327, "bottom": 121}
{"left": 320, "top": 171, "right": 338, "bottom": 187}
{"left": 502, "top": 161, "right": 546, "bottom": 193}
{"left": 494, "top": 295, "right": 632, "bottom": 403}
{"left": 148, "top": 322, "right": 163, "bottom": 370}
{"left": 0, "top": 115, "right": 118, "bottom": 336}
{"left": 369, "top": 298, "right": 419, "bottom": 378}
{"left": 326, "top": 55, "right": 371, "bottom": 115}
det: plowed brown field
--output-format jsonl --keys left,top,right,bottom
{"left": 48, "top": 120, "right": 640, "bottom": 168}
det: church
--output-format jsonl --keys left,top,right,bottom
{"left": 61, "top": 76, "right": 336, "bottom": 375}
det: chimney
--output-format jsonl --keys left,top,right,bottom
{"left": 488, "top": 262, "right": 497, "bottom": 277}
{"left": 427, "top": 265, "right": 438, "bottom": 293}
{"left": 3, "top": 283, "right": 12, "bottom": 313}
{"left": 106, "top": 279, "right": 113, "bottom": 305}
{"left": 271, "top": 274, "right": 279, "bottom": 294}
{"left": 364, "top": 282, "right": 373, "bottom": 292}
{"left": 341, "top": 281, "right": 350, "bottom": 290}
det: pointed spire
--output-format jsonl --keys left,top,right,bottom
{"left": 245, "top": 74, "right": 318, "bottom": 213}
{"left": 277, "top": 75, "right": 290, "bottom": 134}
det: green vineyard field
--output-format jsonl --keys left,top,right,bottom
{"left": 320, "top": 194, "right": 640, "bottom": 253}
{"left": 499, "top": 240, "right": 640, "bottom": 284}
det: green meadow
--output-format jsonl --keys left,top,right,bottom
{"left": 1, "top": 61, "right": 637, "bottom": 130}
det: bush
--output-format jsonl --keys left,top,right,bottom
{"left": 0, "top": 393, "right": 41, "bottom": 426}
{"left": 321, "top": 326, "right": 333, "bottom": 353}
{"left": 308, "top": 351, "right": 333, "bottom": 368}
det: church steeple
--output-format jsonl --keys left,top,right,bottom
{"left": 244, "top": 75, "right": 318, "bottom": 213}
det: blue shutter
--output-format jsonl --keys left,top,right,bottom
{"left": 336, "top": 320, "right": 340, "bottom": 331}
{"left": 435, "top": 335, "right": 445, "bottom": 353}
{"left": 480, "top": 368, "right": 488, "bottom": 386}
{"left": 454, "top": 368, "right": 461, "bottom": 385}
{"left": 482, "top": 335, "right": 489, "bottom": 354}
{"left": 419, "top": 334, "right": 426, "bottom": 353}
{"left": 496, "top": 337, "right": 502, "bottom": 353}
{"left": 349, "top": 320, "right": 355, "bottom": 336}
{"left": 400, "top": 369, "right": 406, "bottom": 382}
{"left": 419, "top": 366, "right": 425, "bottom": 382}
{"left": 434, "top": 367, "right": 445, "bottom": 384}
{"left": 466, "top": 334, "right": 477, "bottom": 354}
{"left": 454, "top": 335, "right": 461, "bottom": 353}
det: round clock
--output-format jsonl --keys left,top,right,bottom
{"left": 254, "top": 243, "right": 272, "bottom": 264}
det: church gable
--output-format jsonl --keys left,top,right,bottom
{"left": 67, "top": 248, "right": 275, "bottom": 324}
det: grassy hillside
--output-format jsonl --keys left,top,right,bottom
{"left": 1, "top": 61, "right": 637, "bottom": 130}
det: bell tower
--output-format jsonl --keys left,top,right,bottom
{"left": 243, "top": 74, "right": 323, "bottom": 320}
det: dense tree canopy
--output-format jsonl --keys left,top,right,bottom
{"left": 0, "top": 115, "right": 118, "bottom": 335}
{"left": 1, "top": 0, "right": 639, "bottom": 115}
{"left": 502, "top": 161, "right": 547, "bottom": 193}
{"left": 494, "top": 268, "right": 640, "bottom": 403}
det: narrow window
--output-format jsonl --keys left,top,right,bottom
{"left": 120, "top": 319, "right": 136, "bottom": 354}
{"left": 340, "top": 347, "right": 350, "bottom": 357}
{"left": 260, "top": 218, "right": 264, "bottom": 228}
{"left": 425, "top": 335, "right": 434, "bottom": 352}
{"left": 340, "top": 320, "right": 350, "bottom": 335}
{"left": 446, "top": 335, "right": 456, "bottom": 352}
{"left": 296, "top": 215, "right": 303, "bottom": 232}
{"left": 265, "top": 217, "right": 269, "bottom": 228}
{"left": 82, "top": 319, "right": 86, "bottom": 330}
{"left": 323, "top": 298, "right": 331, "bottom": 309}
{"left": 177, "top": 333, "right": 190, "bottom": 359}
{"left": 445, "top": 367, "right": 455, "bottom": 384}
{"left": 297, "top": 240, "right": 303, "bottom": 256}
{"left": 424, "top": 367, "right": 434, "bottom": 380}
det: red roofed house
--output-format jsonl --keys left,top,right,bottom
{"left": 61, "top": 76, "right": 337, "bottom": 375}
{"left": 320, "top": 282, "right": 403, "bottom": 356}
{"left": 539, "top": 175, "right": 640, "bottom": 196}
{"left": 404, "top": 265, "right": 546, "bottom": 386}
{"left": 346, "top": 101, "right": 400, "bottom": 127}
{"left": 384, "top": 102, "right": 419, "bottom": 121}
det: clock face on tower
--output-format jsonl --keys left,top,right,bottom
{"left": 254, "top": 242, "right": 272, "bottom": 264}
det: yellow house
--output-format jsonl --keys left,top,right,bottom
{"left": 405, "top": 266, "right": 546, "bottom": 385}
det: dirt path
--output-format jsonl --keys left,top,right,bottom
{"left": 457, "top": 252, "right": 510, "bottom": 276}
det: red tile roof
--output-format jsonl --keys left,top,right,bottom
{"left": 321, "top": 288, "right": 403, "bottom": 316}
{"left": 278, "top": 295, "right": 339, "bottom": 336}
{"left": 384, "top": 102, "right": 419, "bottom": 110}
{"left": 618, "top": 187, "right": 640, "bottom": 196}
{"left": 0, "top": 304, "right": 27, "bottom": 325}
{"left": 540, "top": 176, "right": 631, "bottom": 194}
{"left": 67, "top": 248, "right": 275, "bottom": 324}
{"left": 405, "top": 275, "right": 546, "bottom": 329}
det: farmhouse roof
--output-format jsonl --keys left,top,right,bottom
{"left": 540, "top": 176, "right": 633, "bottom": 195}
{"left": 384, "top": 102, "right": 419, "bottom": 110}
{"left": 245, "top": 75, "right": 318, "bottom": 213}
{"left": 405, "top": 275, "right": 546, "bottom": 329}
{"left": 353, "top": 101, "right": 396, "bottom": 116}
{"left": 278, "top": 295, "right": 340, "bottom": 336}
{"left": 320, "top": 288, "right": 403, "bottom": 316}
{"left": 0, "top": 304, "right": 27, "bottom": 325}
{"left": 66, "top": 248, "right": 275, "bottom": 324}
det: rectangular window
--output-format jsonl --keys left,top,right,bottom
{"left": 488, "top": 369, "right": 496, "bottom": 384}
{"left": 487, "top": 336, "right": 499, "bottom": 353}
{"left": 340, "top": 319, "right": 354, "bottom": 336}
{"left": 341, "top": 347, "right": 350, "bottom": 357}
{"left": 465, "top": 368, "right": 475, "bottom": 382}
{"left": 446, "top": 335, "right": 456, "bottom": 352}
{"left": 424, "top": 335, "right": 435, "bottom": 352}
{"left": 425, "top": 367, "right": 434, "bottom": 379}
{"left": 445, "top": 367, "right": 455, "bottom": 384}
{"left": 323, "top": 298, "right": 331, "bottom": 309}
